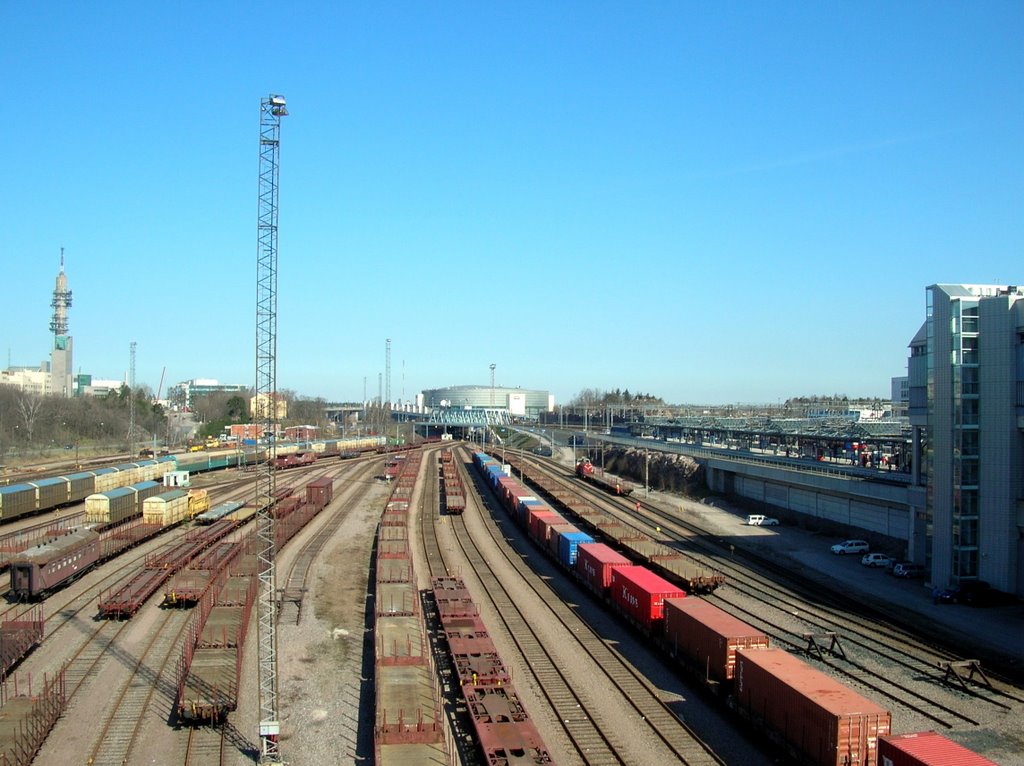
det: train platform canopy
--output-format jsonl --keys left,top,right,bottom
{"left": 640, "top": 415, "right": 908, "bottom": 441}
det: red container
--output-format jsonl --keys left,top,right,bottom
{"left": 528, "top": 509, "right": 559, "bottom": 543}
{"left": 575, "top": 543, "right": 632, "bottom": 595}
{"left": 877, "top": 731, "right": 999, "bottom": 766}
{"left": 536, "top": 515, "right": 570, "bottom": 548}
{"left": 609, "top": 565, "right": 685, "bottom": 633}
{"left": 496, "top": 476, "right": 518, "bottom": 508}
{"left": 734, "top": 648, "right": 890, "bottom": 766}
{"left": 664, "top": 597, "right": 768, "bottom": 682}
{"left": 516, "top": 498, "right": 544, "bottom": 526}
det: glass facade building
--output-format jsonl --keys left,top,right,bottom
{"left": 908, "top": 284, "right": 1024, "bottom": 596}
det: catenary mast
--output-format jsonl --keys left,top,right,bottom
{"left": 255, "top": 93, "right": 287, "bottom": 763}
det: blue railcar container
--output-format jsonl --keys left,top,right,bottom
{"left": 92, "top": 467, "right": 122, "bottom": 493}
{"left": 0, "top": 485, "right": 37, "bottom": 521}
{"left": 62, "top": 471, "right": 98, "bottom": 502}
{"left": 558, "top": 531, "right": 594, "bottom": 569}
{"left": 29, "top": 477, "right": 71, "bottom": 510}
{"left": 195, "top": 500, "right": 245, "bottom": 524}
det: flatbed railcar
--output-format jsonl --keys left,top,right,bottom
{"left": 431, "top": 576, "right": 551, "bottom": 765}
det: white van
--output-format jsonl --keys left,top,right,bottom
{"left": 745, "top": 514, "right": 779, "bottom": 526}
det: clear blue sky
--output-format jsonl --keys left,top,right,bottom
{"left": 3, "top": 3, "right": 1021, "bottom": 405}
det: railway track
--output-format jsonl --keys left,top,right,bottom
{"left": 425, "top": 448, "right": 726, "bottom": 766}
{"left": 515, "top": 454, "right": 1024, "bottom": 729}
{"left": 617, "top": 490, "right": 1024, "bottom": 715}
{"left": 184, "top": 725, "right": 226, "bottom": 766}
{"left": 8, "top": 465, "right": 342, "bottom": 764}
{"left": 278, "top": 460, "right": 376, "bottom": 624}
{"left": 86, "top": 608, "right": 192, "bottom": 765}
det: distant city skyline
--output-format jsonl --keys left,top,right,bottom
{"left": 3, "top": 5, "right": 1020, "bottom": 404}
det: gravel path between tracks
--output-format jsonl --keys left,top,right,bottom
{"left": 235, "top": 478, "right": 393, "bottom": 766}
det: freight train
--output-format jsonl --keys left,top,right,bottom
{"left": 9, "top": 486, "right": 208, "bottom": 599}
{"left": 472, "top": 451, "right": 998, "bottom": 766}
{"left": 438, "top": 448, "right": 466, "bottom": 514}
{"left": 575, "top": 457, "right": 634, "bottom": 496}
{"left": 0, "top": 458, "right": 176, "bottom": 523}
{"left": 0, "top": 436, "right": 386, "bottom": 525}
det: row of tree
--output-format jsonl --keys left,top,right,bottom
{"left": 568, "top": 388, "right": 666, "bottom": 407}
{"left": 0, "top": 384, "right": 167, "bottom": 457}
{"left": 0, "top": 383, "right": 341, "bottom": 459}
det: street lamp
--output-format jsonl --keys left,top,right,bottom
{"left": 645, "top": 448, "right": 649, "bottom": 498}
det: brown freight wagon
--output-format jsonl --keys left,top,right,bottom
{"left": 877, "top": 731, "right": 999, "bottom": 766}
{"left": 734, "top": 647, "right": 890, "bottom": 766}
{"left": 664, "top": 597, "right": 769, "bottom": 683}
{"left": 305, "top": 477, "right": 333, "bottom": 509}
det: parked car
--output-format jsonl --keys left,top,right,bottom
{"left": 745, "top": 515, "right": 780, "bottom": 526}
{"left": 934, "top": 580, "right": 997, "bottom": 606}
{"left": 830, "top": 539, "right": 869, "bottom": 555}
{"left": 861, "top": 553, "right": 892, "bottom": 568}
{"left": 892, "top": 562, "right": 926, "bottom": 579}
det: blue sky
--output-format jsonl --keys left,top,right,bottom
{"left": 3, "top": 3, "right": 1021, "bottom": 405}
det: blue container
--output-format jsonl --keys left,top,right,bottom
{"left": 558, "top": 531, "right": 594, "bottom": 569}
{"left": 62, "top": 471, "right": 98, "bottom": 502}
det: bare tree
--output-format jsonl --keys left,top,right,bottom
{"left": 16, "top": 392, "right": 46, "bottom": 443}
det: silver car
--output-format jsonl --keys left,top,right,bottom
{"left": 830, "top": 539, "right": 869, "bottom": 555}
{"left": 861, "top": 553, "right": 892, "bottom": 568}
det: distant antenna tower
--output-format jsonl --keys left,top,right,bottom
{"left": 255, "top": 92, "right": 287, "bottom": 764}
{"left": 49, "top": 247, "right": 73, "bottom": 336}
{"left": 128, "top": 341, "right": 137, "bottom": 456}
{"left": 385, "top": 338, "right": 392, "bottom": 407}
{"left": 490, "top": 363, "right": 496, "bottom": 407}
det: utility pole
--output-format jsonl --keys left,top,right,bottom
{"left": 385, "top": 338, "right": 392, "bottom": 408}
{"left": 128, "top": 341, "right": 137, "bottom": 457}
{"left": 255, "top": 92, "right": 287, "bottom": 764}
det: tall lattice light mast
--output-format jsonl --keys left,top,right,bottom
{"left": 255, "top": 92, "right": 287, "bottom": 764}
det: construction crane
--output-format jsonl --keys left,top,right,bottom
{"left": 255, "top": 92, "right": 287, "bottom": 763}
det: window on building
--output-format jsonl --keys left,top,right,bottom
{"left": 961, "top": 366, "right": 979, "bottom": 396}
{"left": 960, "top": 458, "right": 979, "bottom": 486}
{"left": 962, "top": 336, "right": 979, "bottom": 365}
{"left": 960, "top": 398, "right": 979, "bottom": 426}
{"left": 956, "top": 547, "right": 978, "bottom": 579}
{"left": 960, "top": 430, "right": 979, "bottom": 457}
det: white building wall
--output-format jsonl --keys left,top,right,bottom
{"left": 977, "top": 294, "right": 1022, "bottom": 591}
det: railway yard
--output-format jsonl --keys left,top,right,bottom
{"left": 0, "top": 442, "right": 1022, "bottom": 765}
